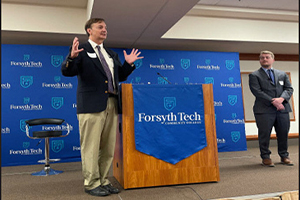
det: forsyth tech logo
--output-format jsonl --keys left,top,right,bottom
{"left": 11, "top": 54, "right": 42, "bottom": 68}
{"left": 164, "top": 97, "right": 176, "bottom": 111}
{"left": 51, "top": 55, "right": 63, "bottom": 68}
{"left": 184, "top": 77, "right": 189, "bottom": 84}
{"left": 52, "top": 97, "right": 64, "bottom": 109}
{"left": 205, "top": 59, "right": 211, "bottom": 65}
{"left": 20, "top": 76, "right": 33, "bottom": 88}
{"left": 205, "top": 77, "right": 214, "bottom": 85}
{"left": 20, "top": 119, "right": 29, "bottom": 132}
{"left": 158, "top": 77, "right": 170, "bottom": 84}
{"left": 24, "top": 54, "right": 30, "bottom": 60}
{"left": 231, "top": 131, "right": 240, "bottom": 143}
{"left": 228, "top": 95, "right": 237, "bottom": 106}
{"left": 130, "top": 76, "right": 141, "bottom": 84}
{"left": 181, "top": 59, "right": 190, "bottom": 70}
{"left": 23, "top": 142, "right": 30, "bottom": 149}
{"left": 51, "top": 140, "right": 64, "bottom": 153}
{"left": 150, "top": 58, "right": 174, "bottom": 70}
{"left": 226, "top": 60, "right": 235, "bottom": 70}
{"left": 134, "top": 59, "right": 143, "bottom": 69}
{"left": 24, "top": 97, "right": 30, "bottom": 104}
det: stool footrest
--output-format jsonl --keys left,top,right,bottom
{"left": 38, "top": 158, "right": 60, "bottom": 163}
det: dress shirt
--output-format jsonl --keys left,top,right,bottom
{"left": 88, "top": 39, "right": 115, "bottom": 88}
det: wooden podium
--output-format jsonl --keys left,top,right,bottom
{"left": 113, "top": 84, "right": 219, "bottom": 189}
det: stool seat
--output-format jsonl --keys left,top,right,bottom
{"left": 33, "top": 131, "right": 62, "bottom": 138}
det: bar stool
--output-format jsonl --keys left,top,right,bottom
{"left": 25, "top": 118, "right": 70, "bottom": 176}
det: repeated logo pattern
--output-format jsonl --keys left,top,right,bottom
{"left": 2, "top": 45, "right": 246, "bottom": 167}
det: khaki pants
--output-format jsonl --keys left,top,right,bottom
{"left": 77, "top": 97, "right": 118, "bottom": 190}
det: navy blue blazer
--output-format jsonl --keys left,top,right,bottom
{"left": 249, "top": 68, "right": 293, "bottom": 114}
{"left": 61, "top": 42, "right": 135, "bottom": 114}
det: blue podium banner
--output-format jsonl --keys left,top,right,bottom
{"left": 132, "top": 84, "right": 207, "bottom": 164}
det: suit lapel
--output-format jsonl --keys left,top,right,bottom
{"left": 83, "top": 42, "right": 107, "bottom": 76}
{"left": 273, "top": 69, "right": 278, "bottom": 85}
{"left": 259, "top": 68, "right": 275, "bottom": 86}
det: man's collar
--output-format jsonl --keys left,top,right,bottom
{"left": 88, "top": 39, "right": 103, "bottom": 49}
{"left": 261, "top": 67, "right": 273, "bottom": 72}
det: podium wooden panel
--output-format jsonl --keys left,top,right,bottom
{"left": 113, "top": 84, "right": 219, "bottom": 189}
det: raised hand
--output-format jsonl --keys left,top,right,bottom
{"left": 123, "top": 48, "right": 144, "bottom": 65}
{"left": 70, "top": 37, "right": 84, "bottom": 58}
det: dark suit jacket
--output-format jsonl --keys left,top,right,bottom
{"left": 249, "top": 67, "right": 293, "bottom": 114}
{"left": 61, "top": 42, "right": 135, "bottom": 114}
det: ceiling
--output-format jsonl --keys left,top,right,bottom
{"left": 1, "top": 0, "right": 299, "bottom": 54}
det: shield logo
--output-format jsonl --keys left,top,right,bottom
{"left": 20, "top": 76, "right": 33, "bottom": 88}
{"left": 184, "top": 77, "right": 189, "bottom": 84}
{"left": 24, "top": 54, "right": 30, "bottom": 61}
{"left": 231, "top": 131, "right": 240, "bottom": 143}
{"left": 51, "top": 140, "right": 64, "bottom": 153}
{"left": 51, "top": 55, "right": 63, "bottom": 68}
{"left": 226, "top": 60, "right": 235, "bottom": 70}
{"left": 159, "top": 58, "right": 165, "bottom": 64}
{"left": 135, "top": 77, "right": 141, "bottom": 83}
{"left": 158, "top": 77, "right": 168, "bottom": 85}
{"left": 228, "top": 95, "right": 237, "bottom": 106}
{"left": 24, "top": 97, "right": 30, "bottom": 104}
{"left": 205, "top": 59, "right": 211, "bottom": 65}
{"left": 232, "top": 113, "right": 237, "bottom": 119}
{"left": 181, "top": 59, "right": 190, "bottom": 70}
{"left": 134, "top": 59, "right": 143, "bottom": 69}
{"left": 205, "top": 77, "right": 214, "bottom": 85}
{"left": 23, "top": 142, "right": 30, "bottom": 148}
{"left": 52, "top": 97, "right": 64, "bottom": 109}
{"left": 54, "top": 76, "right": 61, "bottom": 83}
{"left": 20, "top": 119, "right": 28, "bottom": 132}
{"left": 164, "top": 97, "right": 176, "bottom": 111}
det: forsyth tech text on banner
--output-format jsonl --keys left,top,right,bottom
{"left": 132, "top": 84, "right": 207, "bottom": 164}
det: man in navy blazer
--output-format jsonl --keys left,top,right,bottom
{"left": 249, "top": 50, "right": 293, "bottom": 167}
{"left": 61, "top": 18, "right": 143, "bottom": 197}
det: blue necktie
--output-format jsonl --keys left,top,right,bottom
{"left": 96, "top": 46, "right": 114, "bottom": 92}
{"left": 267, "top": 69, "right": 275, "bottom": 84}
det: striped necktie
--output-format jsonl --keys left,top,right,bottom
{"left": 96, "top": 46, "right": 114, "bottom": 92}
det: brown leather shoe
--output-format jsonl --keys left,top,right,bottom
{"left": 262, "top": 158, "right": 275, "bottom": 167}
{"left": 281, "top": 157, "right": 294, "bottom": 166}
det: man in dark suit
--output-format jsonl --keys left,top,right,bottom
{"left": 61, "top": 18, "right": 143, "bottom": 196}
{"left": 249, "top": 50, "right": 294, "bottom": 167}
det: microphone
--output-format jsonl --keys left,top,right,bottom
{"left": 157, "top": 72, "right": 172, "bottom": 84}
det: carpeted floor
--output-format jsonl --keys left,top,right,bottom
{"left": 1, "top": 138, "right": 298, "bottom": 200}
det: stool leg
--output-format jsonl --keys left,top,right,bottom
{"left": 31, "top": 138, "right": 63, "bottom": 176}
{"left": 45, "top": 137, "right": 50, "bottom": 166}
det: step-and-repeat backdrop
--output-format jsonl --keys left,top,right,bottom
{"left": 1, "top": 44, "right": 247, "bottom": 167}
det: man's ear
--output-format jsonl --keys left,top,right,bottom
{"left": 87, "top": 28, "right": 92, "bottom": 35}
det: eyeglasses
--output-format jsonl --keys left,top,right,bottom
{"left": 259, "top": 56, "right": 272, "bottom": 60}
